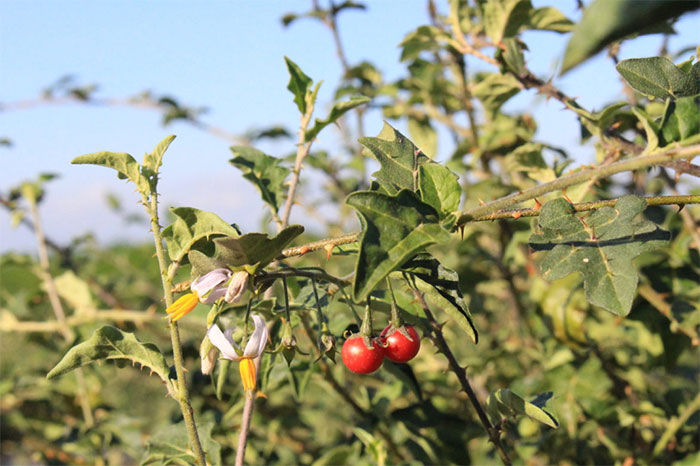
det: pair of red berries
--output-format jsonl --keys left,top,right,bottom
{"left": 341, "top": 325, "right": 421, "bottom": 374}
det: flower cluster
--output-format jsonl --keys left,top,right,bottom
{"left": 165, "top": 269, "right": 249, "bottom": 321}
{"left": 165, "top": 268, "right": 268, "bottom": 393}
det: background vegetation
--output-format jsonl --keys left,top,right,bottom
{"left": 2, "top": 1, "right": 699, "bottom": 465}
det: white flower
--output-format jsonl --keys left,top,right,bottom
{"left": 191, "top": 268, "right": 232, "bottom": 304}
{"left": 207, "top": 314, "right": 268, "bottom": 392}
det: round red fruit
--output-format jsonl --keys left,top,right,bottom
{"left": 381, "top": 325, "right": 420, "bottom": 363}
{"left": 341, "top": 335, "right": 385, "bottom": 374}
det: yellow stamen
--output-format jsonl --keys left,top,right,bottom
{"left": 239, "top": 358, "right": 257, "bottom": 392}
{"left": 165, "top": 293, "right": 199, "bottom": 322}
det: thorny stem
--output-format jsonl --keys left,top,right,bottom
{"left": 277, "top": 193, "right": 700, "bottom": 259}
{"left": 412, "top": 289, "right": 512, "bottom": 466}
{"left": 298, "top": 314, "right": 406, "bottom": 461}
{"left": 457, "top": 144, "right": 700, "bottom": 224}
{"left": 28, "top": 198, "right": 94, "bottom": 428}
{"left": 145, "top": 193, "right": 206, "bottom": 466}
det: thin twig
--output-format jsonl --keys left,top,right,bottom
{"left": 28, "top": 198, "right": 94, "bottom": 428}
{"left": 412, "top": 288, "right": 512, "bottom": 465}
{"left": 276, "top": 194, "right": 700, "bottom": 259}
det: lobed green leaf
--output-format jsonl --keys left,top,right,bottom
{"left": 189, "top": 225, "right": 304, "bottom": 276}
{"left": 529, "top": 195, "right": 670, "bottom": 316}
{"left": 401, "top": 253, "right": 478, "bottom": 343}
{"left": 284, "top": 56, "right": 313, "bottom": 114}
{"left": 616, "top": 57, "right": 700, "bottom": 100}
{"left": 47, "top": 326, "right": 170, "bottom": 383}
{"left": 360, "top": 122, "right": 430, "bottom": 193}
{"left": 72, "top": 151, "right": 150, "bottom": 194}
{"left": 347, "top": 190, "right": 450, "bottom": 302}
{"left": 230, "top": 145, "right": 291, "bottom": 214}
{"left": 161, "top": 206, "right": 239, "bottom": 264}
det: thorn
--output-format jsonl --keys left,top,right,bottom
{"left": 534, "top": 198, "right": 542, "bottom": 210}
{"left": 675, "top": 171, "right": 681, "bottom": 183}
{"left": 512, "top": 212, "right": 522, "bottom": 219}
{"left": 562, "top": 189, "right": 573, "bottom": 204}
{"left": 298, "top": 246, "right": 310, "bottom": 255}
{"left": 677, "top": 203, "right": 685, "bottom": 213}
{"left": 459, "top": 225, "right": 465, "bottom": 240}
{"left": 478, "top": 198, "right": 485, "bottom": 206}
{"left": 324, "top": 244, "right": 334, "bottom": 260}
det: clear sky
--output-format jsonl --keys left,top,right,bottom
{"left": 1, "top": 1, "right": 698, "bottom": 253}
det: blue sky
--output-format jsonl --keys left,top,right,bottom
{"left": 1, "top": 1, "right": 698, "bottom": 252}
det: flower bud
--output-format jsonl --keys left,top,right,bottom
{"left": 225, "top": 271, "right": 249, "bottom": 304}
{"left": 200, "top": 336, "right": 219, "bottom": 375}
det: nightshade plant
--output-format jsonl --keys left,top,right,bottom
{"left": 2, "top": 1, "right": 700, "bottom": 465}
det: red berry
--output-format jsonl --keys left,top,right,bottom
{"left": 341, "top": 334, "right": 385, "bottom": 374}
{"left": 381, "top": 325, "right": 420, "bottom": 363}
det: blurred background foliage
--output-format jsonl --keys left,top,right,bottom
{"left": 2, "top": 1, "right": 699, "bottom": 465}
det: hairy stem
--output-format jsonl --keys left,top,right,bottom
{"left": 412, "top": 289, "right": 512, "bottom": 465}
{"left": 146, "top": 193, "right": 206, "bottom": 466}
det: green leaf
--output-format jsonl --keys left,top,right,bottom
{"left": 472, "top": 73, "right": 522, "bottom": 115}
{"left": 486, "top": 389, "right": 559, "bottom": 428}
{"left": 305, "top": 96, "right": 370, "bottom": 142}
{"left": 661, "top": 96, "right": 700, "bottom": 144}
{"left": 284, "top": 56, "right": 313, "bottom": 114}
{"left": 360, "top": 122, "right": 430, "bottom": 193}
{"left": 161, "top": 207, "right": 239, "bottom": 264}
{"left": 352, "top": 427, "right": 387, "bottom": 466}
{"left": 481, "top": 0, "right": 532, "bottom": 44}
{"left": 529, "top": 196, "right": 670, "bottom": 316}
{"left": 399, "top": 25, "right": 452, "bottom": 62}
{"left": 616, "top": 57, "right": 700, "bottom": 99}
{"left": 47, "top": 326, "right": 170, "bottom": 383}
{"left": 562, "top": 0, "right": 699, "bottom": 73}
{"left": 401, "top": 253, "right": 478, "bottom": 343}
{"left": 142, "top": 421, "right": 221, "bottom": 466}
{"left": 141, "top": 135, "right": 176, "bottom": 190}
{"left": 72, "top": 151, "right": 149, "bottom": 194}
{"left": 54, "top": 271, "right": 94, "bottom": 314}
{"left": 631, "top": 107, "right": 660, "bottom": 152}
{"left": 407, "top": 116, "right": 437, "bottom": 158}
{"left": 230, "top": 146, "right": 291, "bottom": 214}
{"left": 418, "top": 163, "right": 461, "bottom": 222}
{"left": 526, "top": 7, "right": 573, "bottom": 33}
{"left": 498, "top": 38, "right": 526, "bottom": 76}
{"left": 347, "top": 190, "right": 451, "bottom": 302}
{"left": 190, "top": 225, "right": 304, "bottom": 276}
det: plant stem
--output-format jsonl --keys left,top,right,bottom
{"left": 29, "top": 199, "right": 94, "bottom": 428}
{"left": 412, "top": 289, "right": 512, "bottom": 465}
{"left": 653, "top": 391, "right": 700, "bottom": 456}
{"left": 235, "top": 393, "right": 256, "bottom": 466}
{"left": 146, "top": 193, "right": 206, "bottom": 466}
{"left": 457, "top": 144, "right": 700, "bottom": 225}
{"left": 280, "top": 100, "right": 315, "bottom": 229}
{"left": 277, "top": 193, "right": 700, "bottom": 259}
